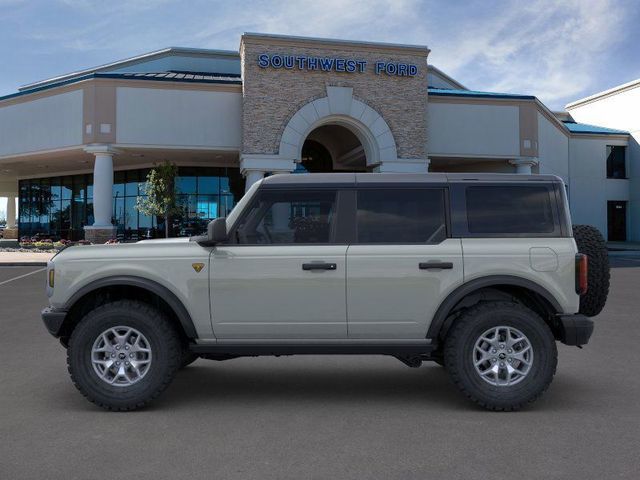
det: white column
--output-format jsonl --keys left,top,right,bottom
{"left": 6, "top": 195, "right": 16, "bottom": 229}
{"left": 240, "top": 154, "right": 296, "bottom": 193}
{"left": 244, "top": 170, "right": 265, "bottom": 193}
{"left": 510, "top": 158, "right": 539, "bottom": 174}
{"left": 83, "top": 145, "right": 119, "bottom": 243}
{"left": 89, "top": 150, "right": 115, "bottom": 226}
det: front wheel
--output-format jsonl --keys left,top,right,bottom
{"left": 444, "top": 302, "right": 557, "bottom": 411}
{"left": 67, "top": 300, "right": 182, "bottom": 411}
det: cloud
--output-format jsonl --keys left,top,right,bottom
{"left": 428, "top": 0, "right": 633, "bottom": 108}
{"left": 1, "top": 0, "right": 638, "bottom": 109}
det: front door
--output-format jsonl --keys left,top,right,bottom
{"left": 210, "top": 188, "right": 348, "bottom": 339}
{"left": 346, "top": 187, "right": 464, "bottom": 339}
{"left": 607, "top": 201, "right": 627, "bottom": 241}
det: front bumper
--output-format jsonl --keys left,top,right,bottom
{"left": 557, "top": 314, "right": 594, "bottom": 346}
{"left": 41, "top": 307, "right": 68, "bottom": 337}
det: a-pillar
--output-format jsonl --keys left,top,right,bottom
{"left": 509, "top": 158, "right": 539, "bottom": 174}
{"left": 83, "top": 145, "right": 119, "bottom": 243}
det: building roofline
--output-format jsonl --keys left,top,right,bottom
{"left": 565, "top": 78, "right": 640, "bottom": 109}
{"left": 240, "top": 32, "right": 430, "bottom": 55}
{"left": 428, "top": 87, "right": 535, "bottom": 100}
{"left": 428, "top": 65, "right": 467, "bottom": 90}
{"left": 562, "top": 120, "right": 629, "bottom": 135}
{"left": 19, "top": 47, "right": 240, "bottom": 92}
{"left": 1, "top": 72, "right": 241, "bottom": 103}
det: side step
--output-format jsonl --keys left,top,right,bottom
{"left": 189, "top": 342, "right": 436, "bottom": 357}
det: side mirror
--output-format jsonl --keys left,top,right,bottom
{"left": 208, "top": 217, "right": 228, "bottom": 244}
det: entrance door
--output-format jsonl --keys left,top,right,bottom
{"left": 346, "top": 187, "right": 464, "bottom": 339}
{"left": 210, "top": 188, "right": 348, "bottom": 339}
{"left": 607, "top": 201, "right": 627, "bottom": 241}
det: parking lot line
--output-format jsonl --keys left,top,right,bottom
{"left": 0, "top": 267, "right": 46, "bottom": 287}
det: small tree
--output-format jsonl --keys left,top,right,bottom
{"left": 136, "top": 161, "right": 181, "bottom": 238}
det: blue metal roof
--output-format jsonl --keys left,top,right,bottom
{"left": 562, "top": 121, "right": 628, "bottom": 135}
{"left": 0, "top": 71, "right": 242, "bottom": 102}
{"left": 428, "top": 87, "right": 535, "bottom": 100}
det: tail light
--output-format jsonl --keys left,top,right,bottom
{"left": 575, "top": 254, "right": 588, "bottom": 295}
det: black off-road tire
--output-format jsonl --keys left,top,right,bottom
{"left": 572, "top": 224, "right": 610, "bottom": 317}
{"left": 444, "top": 302, "right": 557, "bottom": 411}
{"left": 67, "top": 300, "right": 182, "bottom": 411}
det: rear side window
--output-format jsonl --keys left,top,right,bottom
{"left": 466, "top": 186, "right": 555, "bottom": 234}
{"left": 356, "top": 188, "right": 447, "bottom": 243}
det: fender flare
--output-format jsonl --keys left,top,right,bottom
{"left": 426, "top": 275, "right": 563, "bottom": 340}
{"left": 64, "top": 275, "right": 198, "bottom": 339}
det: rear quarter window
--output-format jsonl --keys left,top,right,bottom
{"left": 465, "top": 185, "right": 556, "bottom": 234}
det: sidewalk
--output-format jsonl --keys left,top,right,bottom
{"left": 0, "top": 251, "right": 55, "bottom": 266}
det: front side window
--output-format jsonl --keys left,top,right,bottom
{"left": 235, "top": 190, "right": 337, "bottom": 244}
{"left": 606, "top": 145, "right": 626, "bottom": 179}
{"left": 466, "top": 186, "right": 555, "bottom": 234}
{"left": 356, "top": 188, "right": 447, "bottom": 243}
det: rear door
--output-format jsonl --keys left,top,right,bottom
{"left": 210, "top": 187, "right": 349, "bottom": 339}
{"left": 346, "top": 187, "right": 463, "bottom": 339}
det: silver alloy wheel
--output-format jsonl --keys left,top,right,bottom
{"left": 473, "top": 326, "right": 533, "bottom": 387}
{"left": 91, "top": 326, "right": 152, "bottom": 387}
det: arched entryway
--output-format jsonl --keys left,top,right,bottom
{"left": 277, "top": 86, "right": 401, "bottom": 173}
{"left": 298, "top": 124, "right": 368, "bottom": 173}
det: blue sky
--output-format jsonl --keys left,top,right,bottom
{"left": 1, "top": 0, "right": 640, "bottom": 217}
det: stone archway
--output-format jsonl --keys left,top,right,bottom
{"left": 278, "top": 86, "right": 398, "bottom": 169}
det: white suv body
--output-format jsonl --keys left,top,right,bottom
{"left": 42, "top": 173, "right": 601, "bottom": 411}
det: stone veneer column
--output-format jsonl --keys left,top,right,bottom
{"left": 83, "top": 145, "right": 118, "bottom": 243}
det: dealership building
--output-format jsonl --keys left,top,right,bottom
{"left": 0, "top": 33, "right": 635, "bottom": 243}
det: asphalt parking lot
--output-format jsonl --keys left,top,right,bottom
{"left": 1, "top": 259, "right": 640, "bottom": 479}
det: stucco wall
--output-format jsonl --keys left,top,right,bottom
{"left": 568, "top": 86, "right": 640, "bottom": 241}
{"left": 427, "top": 102, "right": 520, "bottom": 157}
{"left": 537, "top": 112, "right": 569, "bottom": 181}
{"left": 569, "top": 136, "right": 629, "bottom": 237}
{"left": 116, "top": 87, "right": 242, "bottom": 148}
{"left": 240, "top": 37, "right": 428, "bottom": 159}
{"left": 0, "top": 90, "right": 83, "bottom": 157}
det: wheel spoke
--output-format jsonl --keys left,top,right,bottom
{"left": 473, "top": 325, "right": 533, "bottom": 387}
{"left": 92, "top": 326, "right": 152, "bottom": 387}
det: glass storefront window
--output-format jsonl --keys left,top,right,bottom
{"left": 18, "top": 166, "right": 243, "bottom": 241}
{"left": 176, "top": 175, "right": 197, "bottom": 194}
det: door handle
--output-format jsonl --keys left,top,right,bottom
{"left": 419, "top": 261, "right": 453, "bottom": 270}
{"left": 302, "top": 262, "right": 337, "bottom": 271}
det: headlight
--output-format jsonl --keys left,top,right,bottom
{"left": 48, "top": 268, "right": 55, "bottom": 289}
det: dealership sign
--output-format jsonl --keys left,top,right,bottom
{"left": 258, "top": 53, "right": 418, "bottom": 77}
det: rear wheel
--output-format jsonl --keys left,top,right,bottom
{"left": 444, "top": 301, "right": 557, "bottom": 411}
{"left": 67, "top": 300, "right": 182, "bottom": 411}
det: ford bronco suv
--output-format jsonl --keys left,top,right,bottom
{"left": 42, "top": 173, "right": 609, "bottom": 411}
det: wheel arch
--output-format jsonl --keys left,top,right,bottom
{"left": 427, "top": 275, "right": 563, "bottom": 341}
{"left": 60, "top": 276, "right": 198, "bottom": 343}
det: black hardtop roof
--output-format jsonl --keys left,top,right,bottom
{"left": 261, "top": 172, "right": 563, "bottom": 187}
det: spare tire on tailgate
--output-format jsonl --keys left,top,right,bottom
{"left": 572, "top": 224, "right": 610, "bottom": 317}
